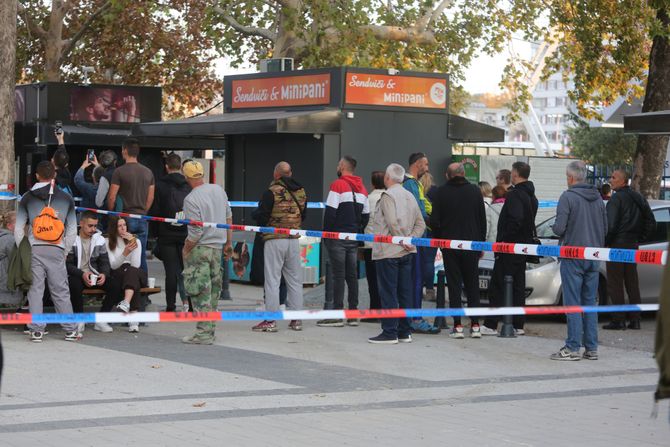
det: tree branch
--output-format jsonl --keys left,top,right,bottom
{"left": 360, "top": 24, "right": 437, "bottom": 45}
{"left": 416, "top": 0, "right": 453, "bottom": 31}
{"left": 213, "top": 5, "right": 277, "bottom": 41}
{"left": 17, "top": 2, "right": 48, "bottom": 39}
{"left": 59, "top": 0, "right": 113, "bottom": 64}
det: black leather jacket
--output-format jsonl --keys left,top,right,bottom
{"left": 605, "top": 186, "right": 645, "bottom": 246}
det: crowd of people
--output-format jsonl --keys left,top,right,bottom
{"left": 0, "top": 135, "right": 656, "bottom": 359}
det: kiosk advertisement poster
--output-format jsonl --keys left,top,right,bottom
{"left": 452, "top": 155, "right": 481, "bottom": 184}
{"left": 231, "top": 74, "right": 331, "bottom": 109}
{"left": 344, "top": 72, "right": 447, "bottom": 109}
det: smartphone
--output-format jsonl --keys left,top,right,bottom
{"left": 87, "top": 149, "right": 95, "bottom": 162}
{"left": 54, "top": 120, "right": 63, "bottom": 135}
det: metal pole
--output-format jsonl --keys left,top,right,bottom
{"left": 434, "top": 270, "right": 449, "bottom": 329}
{"left": 499, "top": 275, "right": 516, "bottom": 338}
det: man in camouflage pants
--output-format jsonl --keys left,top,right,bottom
{"left": 181, "top": 161, "right": 233, "bottom": 345}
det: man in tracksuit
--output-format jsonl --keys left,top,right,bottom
{"left": 317, "top": 156, "right": 369, "bottom": 327}
{"left": 15, "top": 161, "right": 78, "bottom": 343}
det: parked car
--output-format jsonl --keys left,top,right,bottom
{"left": 478, "top": 200, "right": 670, "bottom": 305}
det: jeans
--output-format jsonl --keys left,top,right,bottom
{"left": 126, "top": 218, "right": 148, "bottom": 273}
{"left": 420, "top": 246, "right": 438, "bottom": 290}
{"left": 158, "top": 240, "right": 185, "bottom": 310}
{"left": 560, "top": 259, "right": 599, "bottom": 352}
{"left": 376, "top": 256, "right": 413, "bottom": 338}
{"left": 324, "top": 239, "right": 359, "bottom": 310}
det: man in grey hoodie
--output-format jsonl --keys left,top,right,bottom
{"left": 15, "top": 161, "right": 78, "bottom": 343}
{"left": 550, "top": 160, "right": 607, "bottom": 361}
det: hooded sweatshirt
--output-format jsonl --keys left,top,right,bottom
{"left": 323, "top": 174, "right": 369, "bottom": 233}
{"left": 15, "top": 181, "right": 77, "bottom": 252}
{"left": 552, "top": 183, "right": 607, "bottom": 248}
{"left": 153, "top": 172, "right": 192, "bottom": 243}
{"left": 497, "top": 181, "right": 538, "bottom": 243}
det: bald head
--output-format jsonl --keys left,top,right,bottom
{"left": 447, "top": 162, "right": 465, "bottom": 179}
{"left": 274, "top": 161, "right": 292, "bottom": 180}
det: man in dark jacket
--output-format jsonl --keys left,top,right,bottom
{"left": 482, "top": 161, "right": 538, "bottom": 336}
{"left": 603, "top": 169, "right": 655, "bottom": 330}
{"left": 430, "top": 162, "right": 486, "bottom": 339}
{"left": 66, "top": 211, "right": 112, "bottom": 332}
{"left": 152, "top": 153, "right": 192, "bottom": 312}
{"left": 251, "top": 161, "right": 307, "bottom": 332}
{"left": 317, "top": 156, "right": 369, "bottom": 327}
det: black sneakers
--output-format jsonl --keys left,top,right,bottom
{"left": 368, "top": 333, "right": 398, "bottom": 344}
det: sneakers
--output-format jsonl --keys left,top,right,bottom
{"left": 423, "top": 289, "right": 436, "bottom": 302}
{"left": 346, "top": 319, "right": 359, "bottom": 327}
{"left": 116, "top": 300, "right": 130, "bottom": 313}
{"left": 64, "top": 331, "right": 80, "bottom": 342}
{"left": 77, "top": 322, "right": 86, "bottom": 335}
{"left": 252, "top": 320, "right": 278, "bottom": 332}
{"left": 550, "top": 346, "right": 581, "bottom": 361}
{"left": 288, "top": 320, "right": 303, "bottom": 331}
{"left": 602, "top": 321, "right": 626, "bottom": 330}
{"left": 470, "top": 324, "right": 482, "bottom": 339}
{"left": 514, "top": 328, "right": 525, "bottom": 336}
{"left": 449, "top": 325, "right": 465, "bottom": 339}
{"left": 368, "top": 333, "right": 399, "bottom": 344}
{"left": 182, "top": 334, "right": 214, "bottom": 345}
{"left": 398, "top": 334, "right": 412, "bottom": 343}
{"left": 411, "top": 319, "right": 441, "bottom": 334}
{"left": 24, "top": 326, "right": 48, "bottom": 335}
{"left": 480, "top": 325, "right": 498, "bottom": 336}
{"left": 583, "top": 350, "right": 598, "bottom": 360}
{"left": 182, "top": 302, "right": 190, "bottom": 313}
{"left": 128, "top": 322, "right": 140, "bottom": 333}
{"left": 30, "top": 331, "right": 43, "bottom": 343}
{"left": 94, "top": 322, "right": 113, "bottom": 333}
{"left": 316, "top": 319, "right": 344, "bottom": 327}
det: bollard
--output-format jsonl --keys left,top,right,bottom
{"left": 498, "top": 275, "right": 516, "bottom": 338}
{"left": 434, "top": 270, "right": 449, "bottom": 329}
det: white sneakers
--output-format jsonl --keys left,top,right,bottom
{"left": 93, "top": 322, "right": 113, "bottom": 333}
{"left": 128, "top": 322, "right": 140, "bottom": 333}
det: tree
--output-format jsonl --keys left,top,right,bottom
{"left": 17, "top": 0, "right": 222, "bottom": 117}
{"left": 0, "top": 0, "right": 17, "bottom": 212}
{"left": 567, "top": 124, "right": 637, "bottom": 167}
{"left": 501, "top": 0, "right": 670, "bottom": 199}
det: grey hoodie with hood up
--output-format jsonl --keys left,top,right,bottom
{"left": 552, "top": 183, "right": 607, "bottom": 248}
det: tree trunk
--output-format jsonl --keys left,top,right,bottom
{"left": 631, "top": 8, "right": 670, "bottom": 199}
{"left": 43, "top": 0, "right": 68, "bottom": 81}
{"left": 0, "top": 0, "right": 17, "bottom": 212}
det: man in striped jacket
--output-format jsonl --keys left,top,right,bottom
{"left": 317, "top": 156, "right": 369, "bottom": 327}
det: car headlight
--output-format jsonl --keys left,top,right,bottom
{"left": 526, "top": 256, "right": 556, "bottom": 270}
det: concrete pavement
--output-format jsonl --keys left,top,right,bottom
{"left": 0, "top": 258, "right": 666, "bottom": 446}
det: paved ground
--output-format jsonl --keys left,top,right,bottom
{"left": 0, "top": 258, "right": 667, "bottom": 446}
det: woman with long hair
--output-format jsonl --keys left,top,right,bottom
{"left": 419, "top": 172, "right": 439, "bottom": 302}
{"left": 106, "top": 215, "right": 147, "bottom": 332}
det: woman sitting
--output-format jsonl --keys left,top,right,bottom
{"left": 106, "top": 216, "right": 147, "bottom": 332}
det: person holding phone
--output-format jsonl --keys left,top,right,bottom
{"left": 74, "top": 150, "right": 101, "bottom": 210}
{"left": 105, "top": 215, "right": 147, "bottom": 333}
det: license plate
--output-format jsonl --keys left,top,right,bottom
{"left": 479, "top": 279, "right": 489, "bottom": 289}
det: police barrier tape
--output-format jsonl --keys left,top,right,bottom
{"left": 76, "top": 207, "right": 667, "bottom": 265}
{"left": 0, "top": 304, "right": 660, "bottom": 325}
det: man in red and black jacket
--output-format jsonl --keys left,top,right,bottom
{"left": 317, "top": 156, "right": 370, "bottom": 327}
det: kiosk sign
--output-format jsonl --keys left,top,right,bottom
{"left": 231, "top": 74, "right": 331, "bottom": 109}
{"left": 345, "top": 72, "right": 447, "bottom": 109}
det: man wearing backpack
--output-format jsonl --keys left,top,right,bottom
{"left": 152, "top": 153, "right": 191, "bottom": 312}
{"left": 15, "top": 161, "right": 79, "bottom": 343}
{"left": 603, "top": 169, "right": 656, "bottom": 331}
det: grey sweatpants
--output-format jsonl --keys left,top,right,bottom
{"left": 263, "top": 238, "right": 303, "bottom": 312}
{"left": 27, "top": 245, "right": 76, "bottom": 332}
